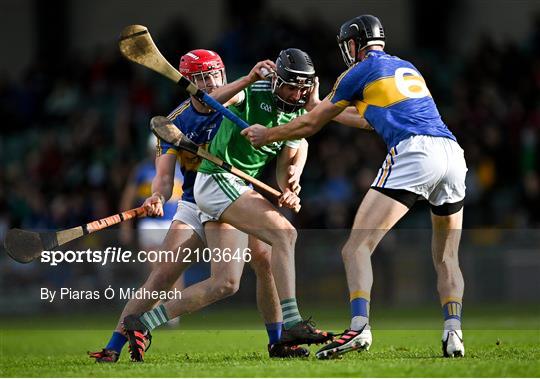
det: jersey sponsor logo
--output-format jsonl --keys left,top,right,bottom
{"left": 260, "top": 102, "right": 272, "bottom": 112}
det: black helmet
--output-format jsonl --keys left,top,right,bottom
{"left": 337, "top": 15, "right": 385, "bottom": 67}
{"left": 272, "top": 48, "right": 315, "bottom": 113}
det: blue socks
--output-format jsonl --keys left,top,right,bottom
{"left": 105, "top": 331, "right": 127, "bottom": 353}
{"left": 266, "top": 322, "right": 283, "bottom": 345}
{"left": 350, "top": 290, "right": 370, "bottom": 331}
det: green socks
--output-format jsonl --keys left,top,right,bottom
{"left": 140, "top": 304, "right": 170, "bottom": 331}
{"left": 281, "top": 298, "right": 302, "bottom": 329}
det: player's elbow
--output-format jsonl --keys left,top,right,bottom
{"left": 160, "top": 173, "right": 175, "bottom": 186}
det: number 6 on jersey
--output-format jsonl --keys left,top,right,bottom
{"left": 394, "top": 67, "right": 430, "bottom": 98}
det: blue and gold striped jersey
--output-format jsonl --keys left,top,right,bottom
{"left": 328, "top": 50, "right": 455, "bottom": 150}
{"left": 157, "top": 99, "right": 223, "bottom": 203}
{"left": 134, "top": 160, "right": 183, "bottom": 220}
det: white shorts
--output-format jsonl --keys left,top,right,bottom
{"left": 172, "top": 200, "right": 206, "bottom": 243}
{"left": 138, "top": 200, "right": 207, "bottom": 247}
{"left": 194, "top": 172, "right": 251, "bottom": 223}
{"left": 372, "top": 135, "right": 467, "bottom": 206}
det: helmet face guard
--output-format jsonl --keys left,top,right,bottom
{"left": 272, "top": 75, "right": 314, "bottom": 113}
{"left": 337, "top": 15, "right": 385, "bottom": 67}
{"left": 189, "top": 69, "right": 227, "bottom": 93}
{"left": 337, "top": 39, "right": 357, "bottom": 68}
{"left": 272, "top": 48, "right": 315, "bottom": 113}
{"left": 179, "top": 49, "right": 227, "bottom": 92}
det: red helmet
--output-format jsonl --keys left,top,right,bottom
{"left": 179, "top": 49, "right": 226, "bottom": 88}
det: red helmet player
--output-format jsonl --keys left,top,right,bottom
{"left": 179, "top": 49, "right": 227, "bottom": 93}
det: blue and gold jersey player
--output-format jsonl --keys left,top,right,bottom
{"left": 242, "top": 14, "right": 468, "bottom": 359}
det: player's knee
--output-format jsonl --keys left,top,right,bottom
{"left": 341, "top": 239, "right": 373, "bottom": 261}
{"left": 212, "top": 277, "right": 240, "bottom": 298}
{"left": 273, "top": 227, "right": 297, "bottom": 249}
{"left": 265, "top": 215, "right": 296, "bottom": 244}
{"left": 341, "top": 244, "right": 359, "bottom": 262}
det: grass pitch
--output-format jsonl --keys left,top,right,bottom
{"left": 1, "top": 306, "right": 539, "bottom": 377}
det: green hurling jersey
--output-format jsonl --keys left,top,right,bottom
{"left": 198, "top": 80, "right": 304, "bottom": 178}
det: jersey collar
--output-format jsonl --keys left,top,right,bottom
{"left": 365, "top": 50, "right": 386, "bottom": 58}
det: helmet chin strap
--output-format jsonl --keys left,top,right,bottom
{"left": 274, "top": 93, "right": 306, "bottom": 113}
{"left": 341, "top": 39, "right": 385, "bottom": 65}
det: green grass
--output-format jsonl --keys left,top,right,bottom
{"left": 1, "top": 306, "right": 539, "bottom": 377}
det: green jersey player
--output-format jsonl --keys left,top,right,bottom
{"left": 122, "top": 49, "right": 334, "bottom": 356}
{"left": 193, "top": 48, "right": 331, "bottom": 345}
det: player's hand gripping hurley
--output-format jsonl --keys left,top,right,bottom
{"left": 4, "top": 207, "right": 148, "bottom": 263}
{"left": 119, "top": 25, "right": 250, "bottom": 130}
{"left": 150, "top": 116, "right": 300, "bottom": 212}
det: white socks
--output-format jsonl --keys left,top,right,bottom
{"left": 350, "top": 316, "right": 369, "bottom": 331}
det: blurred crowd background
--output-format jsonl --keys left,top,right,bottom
{"left": 1, "top": 0, "right": 539, "bottom": 314}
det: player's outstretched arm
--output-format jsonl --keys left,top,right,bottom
{"left": 305, "top": 77, "right": 370, "bottom": 129}
{"left": 242, "top": 98, "right": 343, "bottom": 147}
{"left": 334, "top": 107, "right": 372, "bottom": 129}
{"left": 209, "top": 60, "right": 277, "bottom": 107}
